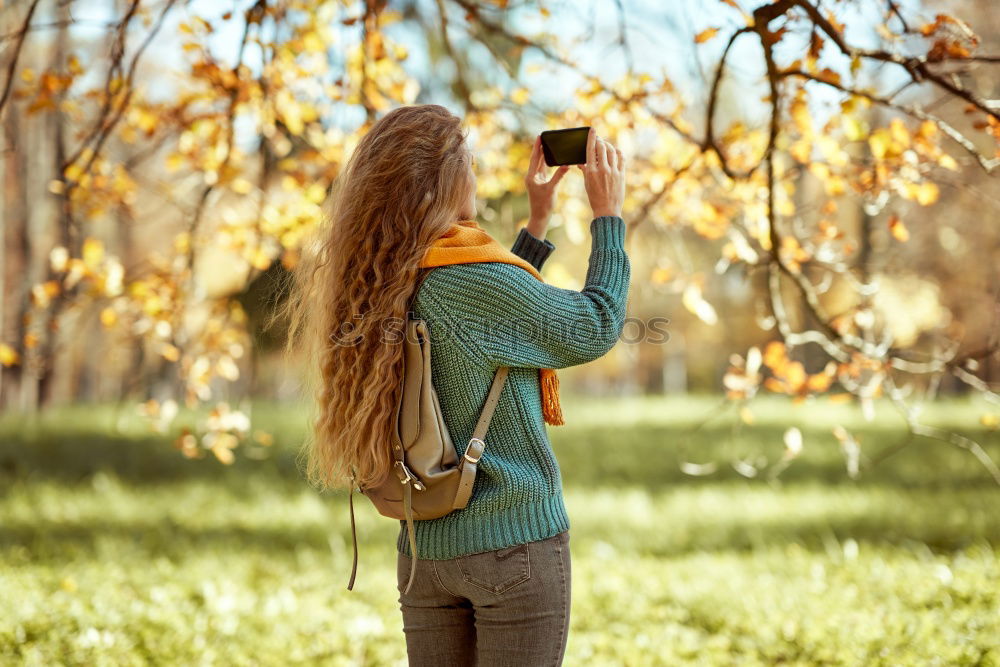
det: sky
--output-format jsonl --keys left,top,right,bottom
{"left": 48, "top": 0, "right": 933, "bottom": 146}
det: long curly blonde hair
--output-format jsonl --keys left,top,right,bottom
{"left": 278, "top": 105, "right": 473, "bottom": 492}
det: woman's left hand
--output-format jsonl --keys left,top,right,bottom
{"left": 524, "top": 134, "right": 570, "bottom": 239}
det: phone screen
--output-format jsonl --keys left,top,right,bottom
{"left": 540, "top": 127, "right": 590, "bottom": 167}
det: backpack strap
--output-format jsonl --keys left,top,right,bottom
{"left": 453, "top": 366, "right": 509, "bottom": 509}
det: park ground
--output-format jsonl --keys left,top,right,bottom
{"left": 2, "top": 393, "right": 999, "bottom": 665}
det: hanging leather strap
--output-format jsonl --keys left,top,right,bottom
{"left": 401, "top": 476, "right": 418, "bottom": 595}
{"left": 347, "top": 469, "right": 359, "bottom": 590}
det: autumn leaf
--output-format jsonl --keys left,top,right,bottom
{"left": 938, "top": 153, "right": 959, "bottom": 171}
{"left": 0, "top": 343, "right": 20, "bottom": 367}
{"left": 887, "top": 214, "right": 909, "bottom": 242}
{"left": 100, "top": 307, "right": 118, "bottom": 328}
{"left": 763, "top": 340, "right": 787, "bottom": 370}
{"left": 650, "top": 266, "right": 673, "bottom": 284}
{"left": 919, "top": 13, "right": 960, "bottom": 37}
{"left": 695, "top": 28, "right": 720, "bottom": 44}
{"left": 868, "top": 128, "right": 893, "bottom": 160}
{"left": 815, "top": 67, "right": 841, "bottom": 85}
{"left": 841, "top": 115, "right": 868, "bottom": 141}
{"left": 210, "top": 432, "right": 239, "bottom": 464}
{"left": 916, "top": 181, "right": 939, "bottom": 206}
{"left": 82, "top": 238, "right": 104, "bottom": 269}
{"left": 724, "top": 346, "right": 763, "bottom": 401}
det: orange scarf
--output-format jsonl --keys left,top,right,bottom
{"left": 419, "top": 219, "right": 564, "bottom": 426}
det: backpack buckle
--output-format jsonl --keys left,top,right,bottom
{"left": 464, "top": 437, "right": 485, "bottom": 464}
{"left": 394, "top": 461, "right": 425, "bottom": 490}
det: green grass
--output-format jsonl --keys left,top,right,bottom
{"left": 2, "top": 393, "right": 999, "bottom": 665}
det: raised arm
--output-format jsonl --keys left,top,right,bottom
{"left": 422, "top": 216, "right": 630, "bottom": 370}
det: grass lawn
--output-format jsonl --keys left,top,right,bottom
{"left": 2, "top": 393, "right": 999, "bottom": 665}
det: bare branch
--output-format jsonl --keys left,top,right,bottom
{"left": 434, "top": 0, "right": 477, "bottom": 110}
{"left": 63, "top": 0, "right": 179, "bottom": 184}
{"left": 0, "top": 18, "right": 118, "bottom": 43}
{"left": 884, "top": 0, "right": 911, "bottom": 34}
{"left": 0, "top": 0, "right": 42, "bottom": 117}
{"left": 612, "top": 0, "right": 634, "bottom": 75}
{"left": 884, "top": 374, "right": 1000, "bottom": 485}
{"left": 703, "top": 27, "right": 756, "bottom": 180}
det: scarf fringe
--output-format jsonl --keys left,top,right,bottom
{"left": 539, "top": 368, "right": 564, "bottom": 426}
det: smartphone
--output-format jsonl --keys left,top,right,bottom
{"left": 540, "top": 127, "right": 590, "bottom": 167}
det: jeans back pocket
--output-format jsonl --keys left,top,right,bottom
{"left": 458, "top": 542, "right": 531, "bottom": 595}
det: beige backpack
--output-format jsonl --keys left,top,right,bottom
{"left": 346, "top": 271, "right": 510, "bottom": 594}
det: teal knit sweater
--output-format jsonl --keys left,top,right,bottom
{"left": 397, "top": 215, "right": 630, "bottom": 559}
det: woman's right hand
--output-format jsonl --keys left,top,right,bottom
{"left": 578, "top": 127, "right": 625, "bottom": 219}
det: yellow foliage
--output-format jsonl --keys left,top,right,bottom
{"left": 231, "top": 178, "right": 254, "bottom": 194}
{"left": 650, "top": 267, "right": 673, "bottom": 284}
{"left": 695, "top": 28, "right": 720, "bottom": 43}
{"left": 916, "top": 181, "right": 939, "bottom": 206}
{"left": 868, "top": 128, "right": 892, "bottom": 160}
{"left": 889, "top": 118, "right": 910, "bottom": 148}
{"left": 790, "top": 96, "right": 811, "bottom": 136}
{"left": 0, "top": 343, "right": 20, "bottom": 367}
{"left": 841, "top": 115, "right": 868, "bottom": 141}
{"left": 510, "top": 87, "right": 530, "bottom": 105}
{"left": 82, "top": 238, "right": 104, "bottom": 269}
{"left": 100, "top": 307, "right": 118, "bottom": 328}
{"left": 888, "top": 214, "right": 909, "bottom": 242}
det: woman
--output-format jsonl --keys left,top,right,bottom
{"left": 282, "top": 104, "right": 629, "bottom": 666}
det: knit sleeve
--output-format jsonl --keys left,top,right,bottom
{"left": 422, "top": 216, "right": 630, "bottom": 370}
{"left": 510, "top": 227, "right": 556, "bottom": 271}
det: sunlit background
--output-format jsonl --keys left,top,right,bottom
{"left": 2, "top": 0, "right": 999, "bottom": 664}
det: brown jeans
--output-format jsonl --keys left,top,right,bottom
{"left": 396, "top": 530, "right": 571, "bottom": 666}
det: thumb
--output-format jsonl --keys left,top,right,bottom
{"left": 550, "top": 164, "right": 570, "bottom": 185}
